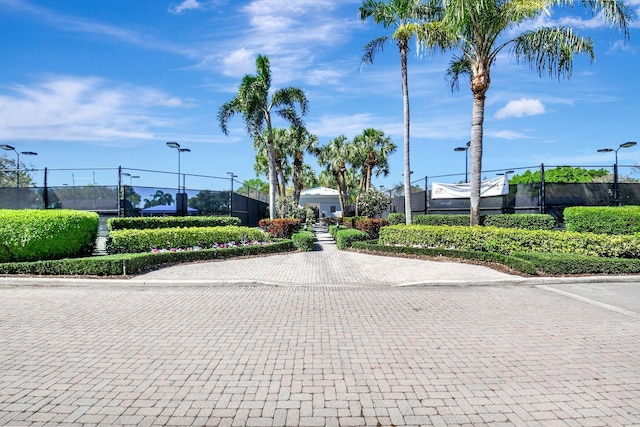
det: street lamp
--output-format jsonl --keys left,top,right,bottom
{"left": 598, "top": 141, "right": 637, "bottom": 206}
{"left": 0, "top": 144, "right": 38, "bottom": 188}
{"left": 121, "top": 173, "right": 140, "bottom": 187}
{"left": 166, "top": 142, "right": 191, "bottom": 215}
{"left": 454, "top": 141, "right": 471, "bottom": 183}
{"left": 227, "top": 172, "right": 238, "bottom": 217}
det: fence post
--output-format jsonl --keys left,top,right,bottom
{"left": 424, "top": 176, "right": 429, "bottom": 215}
{"left": 43, "top": 167, "right": 49, "bottom": 209}
{"left": 540, "top": 163, "right": 545, "bottom": 214}
{"left": 118, "top": 166, "right": 124, "bottom": 217}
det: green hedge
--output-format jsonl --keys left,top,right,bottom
{"left": 106, "top": 226, "right": 270, "bottom": 254}
{"left": 351, "top": 241, "right": 538, "bottom": 275}
{"left": 413, "top": 214, "right": 470, "bottom": 226}
{"left": 514, "top": 252, "right": 640, "bottom": 275}
{"left": 335, "top": 229, "right": 370, "bottom": 250}
{"left": 292, "top": 230, "right": 315, "bottom": 251}
{"left": 0, "top": 209, "right": 99, "bottom": 262}
{"left": 387, "top": 213, "right": 406, "bottom": 225}
{"left": 379, "top": 225, "right": 640, "bottom": 258}
{"left": 328, "top": 224, "right": 345, "bottom": 239}
{"left": 483, "top": 214, "right": 555, "bottom": 230}
{"left": 0, "top": 240, "right": 295, "bottom": 276}
{"left": 564, "top": 206, "right": 640, "bottom": 235}
{"left": 107, "top": 216, "right": 241, "bottom": 231}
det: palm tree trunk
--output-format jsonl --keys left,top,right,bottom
{"left": 469, "top": 92, "right": 485, "bottom": 226}
{"left": 292, "top": 152, "right": 303, "bottom": 205}
{"left": 400, "top": 41, "right": 412, "bottom": 224}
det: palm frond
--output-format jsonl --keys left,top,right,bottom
{"left": 361, "top": 36, "right": 389, "bottom": 67}
{"left": 446, "top": 55, "right": 471, "bottom": 92}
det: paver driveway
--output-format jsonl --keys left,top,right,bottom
{"left": 1, "top": 227, "right": 639, "bottom": 426}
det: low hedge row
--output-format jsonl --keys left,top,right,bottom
{"left": 483, "top": 214, "right": 555, "bottom": 230}
{"left": 335, "top": 229, "right": 370, "bottom": 250}
{"left": 292, "top": 230, "right": 315, "bottom": 251}
{"left": 0, "top": 240, "right": 295, "bottom": 276}
{"left": 106, "top": 226, "right": 270, "bottom": 254}
{"left": 413, "top": 214, "right": 469, "bottom": 226}
{"left": 564, "top": 206, "right": 640, "bottom": 235}
{"left": 0, "top": 209, "right": 99, "bottom": 262}
{"left": 259, "top": 218, "right": 302, "bottom": 239}
{"left": 379, "top": 225, "right": 640, "bottom": 258}
{"left": 387, "top": 213, "right": 406, "bottom": 225}
{"left": 108, "top": 216, "right": 241, "bottom": 230}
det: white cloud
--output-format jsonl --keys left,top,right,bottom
{"left": 221, "top": 48, "right": 258, "bottom": 77}
{"left": 169, "top": 0, "right": 202, "bottom": 14}
{"left": 488, "top": 129, "right": 531, "bottom": 140}
{"left": 495, "top": 98, "right": 546, "bottom": 119}
{"left": 0, "top": 76, "right": 190, "bottom": 142}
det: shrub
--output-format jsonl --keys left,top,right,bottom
{"left": 387, "top": 213, "right": 406, "bottom": 225}
{"left": 354, "top": 218, "right": 390, "bottom": 239}
{"left": 276, "top": 196, "right": 305, "bottom": 220}
{"left": 108, "top": 216, "right": 241, "bottom": 231}
{"left": 514, "top": 252, "right": 640, "bottom": 275}
{"left": 335, "top": 228, "right": 370, "bottom": 250}
{"left": 564, "top": 206, "right": 640, "bottom": 235}
{"left": 379, "top": 225, "right": 640, "bottom": 258}
{"left": 106, "top": 226, "right": 270, "bottom": 254}
{"left": 292, "top": 230, "right": 315, "bottom": 251}
{"left": 328, "top": 224, "right": 345, "bottom": 239}
{"left": 413, "top": 214, "right": 470, "bottom": 226}
{"left": 0, "top": 209, "right": 98, "bottom": 262}
{"left": 259, "top": 218, "right": 302, "bottom": 239}
{"left": 483, "top": 214, "right": 555, "bottom": 230}
{"left": 0, "top": 240, "right": 295, "bottom": 276}
{"left": 356, "top": 190, "right": 391, "bottom": 218}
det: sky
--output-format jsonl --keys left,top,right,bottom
{"left": 1, "top": 0, "right": 640, "bottom": 192}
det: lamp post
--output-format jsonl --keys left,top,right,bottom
{"left": 0, "top": 144, "right": 38, "bottom": 188}
{"left": 454, "top": 141, "right": 471, "bottom": 183}
{"left": 598, "top": 141, "right": 637, "bottom": 206}
{"left": 121, "top": 172, "right": 140, "bottom": 187}
{"left": 227, "top": 172, "right": 237, "bottom": 217}
{"left": 166, "top": 142, "right": 190, "bottom": 215}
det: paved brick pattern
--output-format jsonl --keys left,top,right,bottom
{"left": 1, "top": 285, "right": 640, "bottom": 426}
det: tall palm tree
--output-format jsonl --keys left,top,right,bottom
{"left": 352, "top": 128, "right": 396, "bottom": 191}
{"left": 360, "top": 0, "right": 439, "bottom": 225}
{"left": 419, "top": 0, "right": 631, "bottom": 225}
{"left": 288, "top": 126, "right": 319, "bottom": 205}
{"left": 218, "top": 55, "right": 309, "bottom": 219}
{"left": 317, "top": 136, "right": 356, "bottom": 217}
{"left": 254, "top": 128, "right": 290, "bottom": 198}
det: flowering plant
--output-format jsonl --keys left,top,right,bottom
{"left": 356, "top": 190, "right": 391, "bottom": 218}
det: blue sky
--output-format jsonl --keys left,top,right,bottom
{"left": 1, "top": 0, "right": 639, "bottom": 191}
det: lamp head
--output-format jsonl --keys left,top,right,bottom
{"left": 598, "top": 148, "right": 613, "bottom": 153}
{"left": 166, "top": 141, "right": 180, "bottom": 149}
{"left": 620, "top": 141, "right": 637, "bottom": 149}
{"left": 21, "top": 151, "right": 37, "bottom": 156}
{"left": 454, "top": 147, "right": 467, "bottom": 152}
{"left": 178, "top": 148, "right": 191, "bottom": 153}
{"left": 0, "top": 144, "right": 16, "bottom": 151}
{"left": 122, "top": 172, "right": 131, "bottom": 177}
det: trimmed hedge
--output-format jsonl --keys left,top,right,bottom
{"left": 413, "top": 214, "right": 470, "bottom": 226}
{"left": 514, "top": 252, "right": 640, "bottom": 275}
{"left": 0, "top": 240, "right": 295, "bottom": 276}
{"left": 0, "top": 209, "right": 99, "bottom": 262}
{"left": 354, "top": 218, "right": 390, "bottom": 239}
{"left": 379, "top": 225, "right": 640, "bottom": 258}
{"left": 328, "top": 224, "right": 345, "bottom": 239}
{"left": 564, "top": 206, "right": 640, "bottom": 235}
{"left": 351, "top": 240, "right": 538, "bottom": 275}
{"left": 483, "top": 214, "right": 555, "bottom": 230}
{"left": 108, "top": 216, "right": 241, "bottom": 231}
{"left": 387, "top": 213, "right": 406, "bottom": 225}
{"left": 106, "top": 226, "right": 270, "bottom": 254}
{"left": 292, "top": 230, "right": 315, "bottom": 251}
{"left": 335, "top": 229, "right": 370, "bottom": 250}
{"left": 259, "top": 218, "right": 302, "bottom": 239}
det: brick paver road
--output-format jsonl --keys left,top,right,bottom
{"left": 1, "top": 227, "right": 639, "bottom": 426}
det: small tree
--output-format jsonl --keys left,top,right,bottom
{"left": 356, "top": 190, "right": 391, "bottom": 218}
{"left": 276, "top": 195, "right": 305, "bottom": 219}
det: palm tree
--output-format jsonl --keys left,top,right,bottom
{"left": 360, "top": 0, "right": 439, "bottom": 225}
{"left": 418, "top": 0, "right": 631, "bottom": 225}
{"left": 317, "top": 136, "right": 356, "bottom": 217}
{"left": 218, "top": 55, "right": 309, "bottom": 219}
{"left": 288, "top": 126, "right": 319, "bottom": 205}
{"left": 352, "top": 128, "right": 396, "bottom": 191}
{"left": 254, "top": 128, "right": 290, "bottom": 197}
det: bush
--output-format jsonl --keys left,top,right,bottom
{"left": 292, "top": 230, "right": 315, "bottom": 251}
{"left": 387, "top": 213, "right": 406, "bottom": 225}
{"left": 259, "top": 218, "right": 302, "bottom": 239}
{"left": 514, "top": 252, "right": 640, "bottom": 275}
{"left": 483, "top": 214, "right": 555, "bottom": 230}
{"left": 0, "top": 209, "right": 98, "bottom": 262}
{"left": 328, "top": 224, "right": 345, "bottom": 239}
{"left": 354, "top": 218, "right": 390, "bottom": 239}
{"left": 564, "top": 206, "right": 640, "bottom": 235}
{"left": 356, "top": 190, "right": 391, "bottom": 218}
{"left": 335, "top": 229, "right": 370, "bottom": 250}
{"left": 0, "top": 240, "right": 295, "bottom": 276}
{"left": 106, "top": 226, "right": 270, "bottom": 254}
{"left": 413, "top": 214, "right": 470, "bottom": 226}
{"left": 107, "top": 216, "right": 241, "bottom": 231}
{"left": 276, "top": 196, "right": 306, "bottom": 220}
{"left": 379, "top": 225, "right": 640, "bottom": 258}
